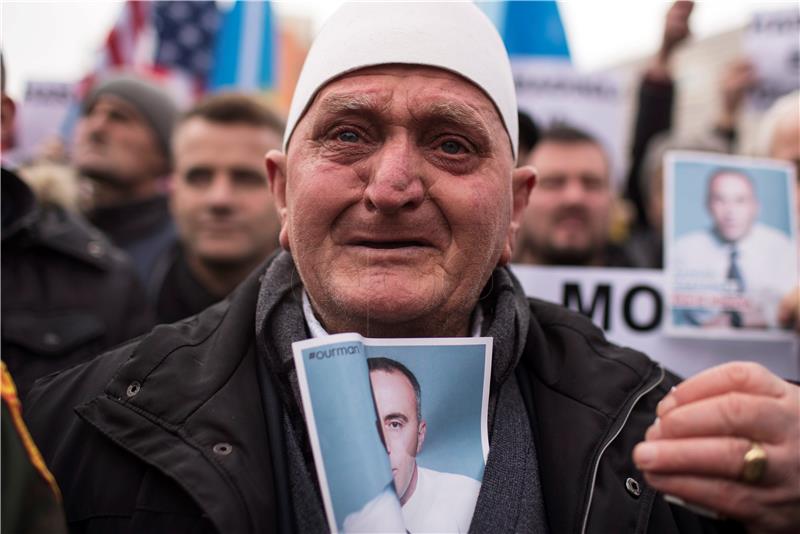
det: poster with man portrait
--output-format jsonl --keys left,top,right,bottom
{"left": 293, "top": 334, "right": 491, "bottom": 533}
{"left": 664, "top": 151, "right": 798, "bottom": 340}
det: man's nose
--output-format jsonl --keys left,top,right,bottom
{"left": 82, "top": 110, "right": 110, "bottom": 133}
{"left": 364, "top": 136, "right": 425, "bottom": 214}
{"left": 561, "top": 178, "right": 587, "bottom": 204}
{"left": 206, "top": 174, "right": 235, "bottom": 207}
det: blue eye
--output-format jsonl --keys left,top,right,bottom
{"left": 337, "top": 131, "right": 359, "bottom": 143}
{"left": 441, "top": 140, "right": 463, "bottom": 154}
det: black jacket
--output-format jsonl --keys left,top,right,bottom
{"left": 23, "top": 257, "right": 739, "bottom": 533}
{"left": 2, "top": 169, "right": 152, "bottom": 397}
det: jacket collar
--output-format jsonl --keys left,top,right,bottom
{"left": 88, "top": 194, "right": 172, "bottom": 247}
{"left": 2, "top": 168, "right": 118, "bottom": 271}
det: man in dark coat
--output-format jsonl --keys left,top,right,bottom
{"left": 23, "top": 4, "right": 800, "bottom": 534}
{"left": 1, "top": 61, "right": 151, "bottom": 397}
{"left": 149, "top": 93, "right": 284, "bottom": 323}
{"left": 75, "top": 74, "right": 179, "bottom": 285}
{"left": 1, "top": 168, "right": 152, "bottom": 397}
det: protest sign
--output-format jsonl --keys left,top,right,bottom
{"left": 293, "top": 334, "right": 491, "bottom": 533}
{"left": 510, "top": 265, "right": 799, "bottom": 380}
{"left": 745, "top": 8, "right": 800, "bottom": 110}
{"left": 512, "top": 58, "right": 628, "bottom": 188}
{"left": 15, "top": 81, "right": 76, "bottom": 162}
{"left": 664, "top": 151, "right": 797, "bottom": 341}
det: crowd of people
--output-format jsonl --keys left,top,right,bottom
{"left": 1, "top": 1, "right": 798, "bottom": 533}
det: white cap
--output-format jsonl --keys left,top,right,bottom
{"left": 283, "top": 2, "right": 518, "bottom": 158}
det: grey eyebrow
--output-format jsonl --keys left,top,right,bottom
{"left": 316, "top": 93, "right": 389, "bottom": 115}
{"left": 419, "top": 101, "right": 490, "bottom": 135}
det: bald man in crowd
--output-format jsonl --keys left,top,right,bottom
{"left": 367, "top": 357, "right": 480, "bottom": 533}
{"left": 671, "top": 169, "right": 796, "bottom": 329}
{"left": 24, "top": 4, "right": 800, "bottom": 533}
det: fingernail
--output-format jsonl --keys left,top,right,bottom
{"left": 634, "top": 443, "right": 656, "bottom": 468}
{"left": 645, "top": 417, "right": 661, "bottom": 440}
{"left": 657, "top": 395, "right": 676, "bottom": 416}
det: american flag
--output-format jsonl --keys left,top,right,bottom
{"left": 153, "top": 1, "right": 221, "bottom": 94}
{"left": 80, "top": 0, "right": 221, "bottom": 103}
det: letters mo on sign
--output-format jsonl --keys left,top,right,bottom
{"left": 510, "top": 265, "right": 800, "bottom": 380}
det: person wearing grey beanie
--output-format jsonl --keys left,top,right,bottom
{"left": 81, "top": 74, "right": 179, "bottom": 165}
{"left": 74, "top": 73, "right": 179, "bottom": 285}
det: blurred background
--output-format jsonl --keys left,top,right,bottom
{"left": 2, "top": 1, "right": 798, "bottom": 166}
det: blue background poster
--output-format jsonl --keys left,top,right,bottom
{"left": 364, "top": 343, "right": 488, "bottom": 482}
{"left": 670, "top": 158, "right": 792, "bottom": 240}
{"left": 297, "top": 337, "right": 394, "bottom": 531}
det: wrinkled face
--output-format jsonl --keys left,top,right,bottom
{"left": 170, "top": 118, "right": 281, "bottom": 267}
{"left": 707, "top": 172, "right": 758, "bottom": 242}
{"left": 74, "top": 95, "right": 167, "bottom": 184}
{"left": 370, "top": 369, "right": 425, "bottom": 504}
{"left": 519, "top": 141, "right": 611, "bottom": 265}
{"left": 269, "top": 65, "right": 530, "bottom": 336}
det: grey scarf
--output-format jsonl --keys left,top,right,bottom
{"left": 254, "top": 252, "right": 548, "bottom": 533}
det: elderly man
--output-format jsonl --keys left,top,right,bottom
{"left": 514, "top": 124, "right": 632, "bottom": 267}
{"left": 74, "top": 74, "right": 179, "bottom": 284}
{"left": 24, "top": 4, "right": 799, "bottom": 534}
{"left": 151, "top": 93, "right": 284, "bottom": 323}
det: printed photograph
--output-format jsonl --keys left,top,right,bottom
{"left": 664, "top": 151, "right": 798, "bottom": 339}
{"left": 293, "top": 335, "right": 491, "bottom": 533}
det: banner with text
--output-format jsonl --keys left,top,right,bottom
{"left": 745, "top": 8, "right": 800, "bottom": 110}
{"left": 510, "top": 265, "right": 799, "bottom": 380}
{"left": 512, "top": 58, "right": 628, "bottom": 189}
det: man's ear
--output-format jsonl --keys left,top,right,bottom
{"left": 266, "top": 149, "right": 291, "bottom": 252}
{"left": 499, "top": 165, "right": 537, "bottom": 265}
{"left": 416, "top": 420, "right": 427, "bottom": 455}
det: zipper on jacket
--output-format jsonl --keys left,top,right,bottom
{"left": 579, "top": 364, "right": 665, "bottom": 534}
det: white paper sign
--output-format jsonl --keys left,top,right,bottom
{"left": 16, "top": 81, "right": 76, "bottom": 162}
{"left": 510, "top": 264, "right": 799, "bottom": 380}
{"left": 293, "top": 334, "right": 491, "bottom": 533}
{"left": 512, "top": 58, "right": 628, "bottom": 189}
{"left": 663, "top": 152, "right": 798, "bottom": 342}
{"left": 745, "top": 8, "right": 800, "bottom": 110}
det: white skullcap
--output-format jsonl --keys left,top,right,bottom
{"left": 283, "top": 2, "right": 518, "bottom": 159}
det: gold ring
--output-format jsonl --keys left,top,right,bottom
{"left": 741, "top": 442, "right": 767, "bottom": 484}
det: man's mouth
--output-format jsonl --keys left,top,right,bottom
{"left": 352, "top": 240, "right": 430, "bottom": 249}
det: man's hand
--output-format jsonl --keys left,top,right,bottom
{"left": 633, "top": 362, "right": 800, "bottom": 533}
{"left": 717, "top": 59, "right": 757, "bottom": 131}
{"left": 648, "top": 1, "right": 694, "bottom": 81}
{"left": 661, "top": 1, "right": 694, "bottom": 58}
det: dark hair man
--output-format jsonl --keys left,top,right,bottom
{"left": 366, "top": 357, "right": 479, "bottom": 533}
{"left": 75, "top": 74, "right": 179, "bottom": 284}
{"left": 24, "top": 4, "right": 800, "bottom": 534}
{"left": 151, "top": 93, "right": 284, "bottom": 323}
{"left": 515, "top": 124, "right": 631, "bottom": 266}
{"left": 516, "top": 110, "right": 540, "bottom": 166}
